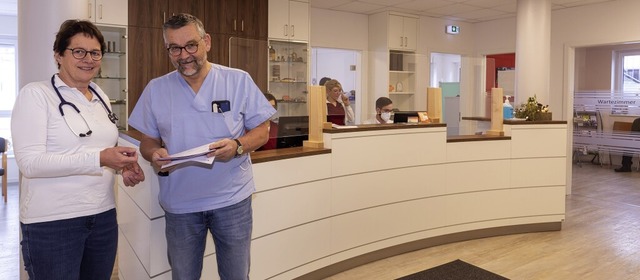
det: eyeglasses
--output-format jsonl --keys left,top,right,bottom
{"left": 167, "top": 39, "right": 202, "bottom": 56}
{"left": 66, "top": 48, "right": 103, "bottom": 61}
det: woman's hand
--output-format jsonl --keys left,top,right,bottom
{"left": 341, "top": 92, "right": 350, "bottom": 106}
{"left": 121, "top": 162, "right": 145, "bottom": 187}
{"left": 100, "top": 146, "right": 139, "bottom": 170}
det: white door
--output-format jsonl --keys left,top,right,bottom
{"left": 311, "top": 48, "right": 362, "bottom": 124}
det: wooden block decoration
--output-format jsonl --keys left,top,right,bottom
{"left": 303, "top": 85, "right": 326, "bottom": 148}
{"left": 486, "top": 87, "right": 504, "bottom": 136}
{"left": 427, "top": 87, "right": 442, "bottom": 123}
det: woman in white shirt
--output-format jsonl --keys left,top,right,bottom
{"left": 11, "top": 20, "right": 144, "bottom": 280}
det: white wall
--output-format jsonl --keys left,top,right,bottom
{"left": 472, "top": 0, "right": 640, "bottom": 122}
{"left": 310, "top": 8, "right": 476, "bottom": 117}
{"left": 310, "top": 8, "right": 368, "bottom": 51}
{"left": 551, "top": 0, "right": 640, "bottom": 121}
{"left": 0, "top": 14, "right": 16, "bottom": 36}
{"left": 310, "top": 8, "right": 370, "bottom": 117}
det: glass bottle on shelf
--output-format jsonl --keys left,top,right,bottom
{"left": 269, "top": 45, "right": 276, "bottom": 61}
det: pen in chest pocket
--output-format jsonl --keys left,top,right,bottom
{"left": 212, "top": 100, "right": 231, "bottom": 113}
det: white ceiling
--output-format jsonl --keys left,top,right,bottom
{"left": 309, "top": 0, "right": 619, "bottom": 23}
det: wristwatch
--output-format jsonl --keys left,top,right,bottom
{"left": 233, "top": 139, "right": 243, "bottom": 157}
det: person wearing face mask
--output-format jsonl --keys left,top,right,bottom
{"left": 325, "top": 79, "right": 355, "bottom": 125}
{"left": 364, "top": 97, "right": 394, "bottom": 124}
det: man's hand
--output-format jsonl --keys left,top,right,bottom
{"left": 208, "top": 138, "right": 237, "bottom": 162}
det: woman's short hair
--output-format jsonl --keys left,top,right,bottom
{"left": 324, "top": 79, "right": 342, "bottom": 92}
{"left": 264, "top": 92, "right": 277, "bottom": 107}
{"left": 53, "top": 20, "right": 106, "bottom": 68}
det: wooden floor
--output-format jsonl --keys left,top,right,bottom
{"left": 327, "top": 164, "right": 640, "bottom": 280}
{"left": 1, "top": 163, "right": 639, "bottom": 279}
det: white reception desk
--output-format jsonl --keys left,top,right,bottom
{"left": 116, "top": 121, "right": 567, "bottom": 280}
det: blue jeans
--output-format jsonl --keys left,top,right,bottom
{"left": 21, "top": 208, "right": 118, "bottom": 280}
{"left": 165, "top": 196, "right": 252, "bottom": 280}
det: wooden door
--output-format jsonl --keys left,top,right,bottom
{"left": 238, "top": 0, "right": 268, "bottom": 39}
{"left": 128, "top": 0, "right": 167, "bottom": 28}
{"left": 205, "top": 0, "right": 236, "bottom": 35}
{"left": 127, "top": 26, "right": 171, "bottom": 121}
{"left": 168, "top": 0, "right": 205, "bottom": 23}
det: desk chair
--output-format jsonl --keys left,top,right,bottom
{"left": 1, "top": 137, "right": 7, "bottom": 203}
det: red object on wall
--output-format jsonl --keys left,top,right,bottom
{"left": 486, "top": 53, "right": 515, "bottom": 93}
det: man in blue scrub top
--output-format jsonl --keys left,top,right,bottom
{"left": 128, "top": 13, "right": 276, "bottom": 280}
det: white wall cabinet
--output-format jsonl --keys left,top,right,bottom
{"left": 268, "top": 0, "right": 309, "bottom": 42}
{"left": 369, "top": 12, "right": 419, "bottom": 111}
{"left": 388, "top": 14, "right": 417, "bottom": 51}
{"left": 87, "top": 0, "right": 128, "bottom": 26}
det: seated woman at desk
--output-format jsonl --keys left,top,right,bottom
{"left": 325, "top": 79, "right": 354, "bottom": 125}
{"left": 257, "top": 93, "right": 278, "bottom": 151}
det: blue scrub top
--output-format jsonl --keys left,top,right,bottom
{"left": 129, "top": 63, "right": 275, "bottom": 213}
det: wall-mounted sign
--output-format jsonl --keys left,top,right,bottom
{"left": 446, "top": 25, "right": 460, "bottom": 35}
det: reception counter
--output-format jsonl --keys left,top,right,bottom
{"left": 116, "top": 122, "right": 567, "bottom": 280}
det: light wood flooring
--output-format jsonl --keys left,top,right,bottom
{"left": 1, "top": 163, "right": 639, "bottom": 279}
{"left": 326, "top": 164, "right": 640, "bottom": 280}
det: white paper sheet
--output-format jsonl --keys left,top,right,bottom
{"left": 159, "top": 143, "right": 215, "bottom": 169}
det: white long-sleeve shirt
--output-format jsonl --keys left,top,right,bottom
{"left": 11, "top": 75, "right": 118, "bottom": 224}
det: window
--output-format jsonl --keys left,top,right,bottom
{"left": 0, "top": 38, "right": 17, "bottom": 146}
{"left": 615, "top": 50, "right": 640, "bottom": 93}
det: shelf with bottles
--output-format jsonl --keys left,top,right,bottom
{"left": 109, "top": 99, "right": 127, "bottom": 105}
{"left": 388, "top": 50, "right": 415, "bottom": 96}
{"left": 96, "top": 24, "right": 128, "bottom": 129}
{"left": 268, "top": 40, "right": 308, "bottom": 83}
{"left": 269, "top": 80, "right": 307, "bottom": 84}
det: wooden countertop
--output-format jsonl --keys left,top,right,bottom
{"left": 322, "top": 123, "right": 446, "bottom": 133}
{"left": 119, "top": 129, "right": 331, "bottom": 164}
{"left": 447, "top": 134, "right": 511, "bottom": 142}
{"left": 462, "top": 117, "right": 567, "bottom": 125}
{"left": 120, "top": 120, "right": 562, "bottom": 163}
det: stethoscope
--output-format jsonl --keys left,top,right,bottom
{"left": 51, "top": 74, "right": 118, "bottom": 137}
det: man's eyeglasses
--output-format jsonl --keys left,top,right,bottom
{"left": 67, "top": 48, "right": 103, "bottom": 61}
{"left": 167, "top": 39, "right": 202, "bottom": 56}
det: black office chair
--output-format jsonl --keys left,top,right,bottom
{"left": 0, "top": 137, "right": 7, "bottom": 203}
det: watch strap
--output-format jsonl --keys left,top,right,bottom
{"left": 233, "top": 138, "right": 243, "bottom": 157}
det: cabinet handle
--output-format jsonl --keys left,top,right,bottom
{"left": 163, "top": 12, "right": 165, "bottom": 23}
{"left": 404, "top": 37, "right": 408, "bottom": 47}
{"left": 88, "top": 3, "right": 92, "bottom": 19}
{"left": 291, "top": 25, "right": 295, "bottom": 37}
{"left": 99, "top": 4, "right": 103, "bottom": 20}
{"left": 284, "top": 24, "right": 288, "bottom": 36}
{"left": 241, "top": 20, "right": 244, "bottom": 32}
{"left": 400, "top": 36, "right": 403, "bottom": 47}
{"left": 234, "top": 19, "right": 237, "bottom": 31}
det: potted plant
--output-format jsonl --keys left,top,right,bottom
{"left": 514, "top": 95, "right": 551, "bottom": 121}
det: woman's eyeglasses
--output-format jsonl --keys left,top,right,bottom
{"left": 67, "top": 48, "right": 103, "bottom": 61}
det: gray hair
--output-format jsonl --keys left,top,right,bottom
{"left": 162, "top": 13, "right": 206, "bottom": 39}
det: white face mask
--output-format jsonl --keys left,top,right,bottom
{"left": 380, "top": 112, "right": 392, "bottom": 123}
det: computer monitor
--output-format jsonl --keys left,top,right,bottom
{"left": 276, "top": 116, "right": 309, "bottom": 149}
{"left": 393, "top": 111, "right": 420, "bottom": 123}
